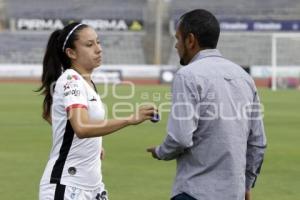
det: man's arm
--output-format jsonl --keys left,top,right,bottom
{"left": 150, "top": 74, "right": 200, "bottom": 160}
{"left": 245, "top": 91, "right": 267, "bottom": 190}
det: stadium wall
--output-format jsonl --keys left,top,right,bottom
{"left": 0, "top": 64, "right": 177, "bottom": 85}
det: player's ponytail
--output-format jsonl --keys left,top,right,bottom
{"left": 37, "top": 30, "right": 64, "bottom": 120}
{"left": 37, "top": 22, "right": 88, "bottom": 121}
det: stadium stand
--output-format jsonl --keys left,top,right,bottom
{"left": 169, "top": 32, "right": 300, "bottom": 67}
{"left": 170, "top": 0, "right": 300, "bottom": 20}
{"left": 100, "top": 32, "right": 146, "bottom": 64}
{"left": 1, "top": 0, "right": 147, "bottom": 64}
{"left": 6, "top": 0, "right": 146, "bottom": 20}
{"left": 168, "top": 0, "right": 300, "bottom": 66}
{"left": 1, "top": 0, "right": 300, "bottom": 67}
{"left": 276, "top": 36, "right": 300, "bottom": 66}
{"left": 169, "top": 33, "right": 300, "bottom": 67}
{"left": 218, "top": 33, "right": 271, "bottom": 66}
{"left": 0, "top": 31, "right": 146, "bottom": 64}
{"left": 0, "top": 31, "right": 48, "bottom": 64}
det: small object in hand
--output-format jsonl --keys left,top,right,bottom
{"left": 151, "top": 113, "right": 160, "bottom": 123}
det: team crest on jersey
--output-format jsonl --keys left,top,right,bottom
{"left": 67, "top": 74, "right": 80, "bottom": 81}
{"left": 64, "top": 81, "right": 79, "bottom": 91}
{"left": 68, "top": 167, "right": 77, "bottom": 175}
{"left": 64, "top": 82, "right": 71, "bottom": 91}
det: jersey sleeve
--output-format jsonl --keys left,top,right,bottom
{"left": 61, "top": 74, "right": 88, "bottom": 111}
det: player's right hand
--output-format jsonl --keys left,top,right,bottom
{"left": 128, "top": 105, "right": 157, "bottom": 125}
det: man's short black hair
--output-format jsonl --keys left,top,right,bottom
{"left": 178, "top": 9, "right": 220, "bottom": 49}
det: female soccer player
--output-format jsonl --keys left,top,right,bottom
{"left": 37, "top": 22, "right": 156, "bottom": 200}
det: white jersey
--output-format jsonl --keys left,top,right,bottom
{"left": 40, "top": 69, "right": 106, "bottom": 190}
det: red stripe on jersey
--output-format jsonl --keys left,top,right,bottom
{"left": 66, "top": 104, "right": 88, "bottom": 111}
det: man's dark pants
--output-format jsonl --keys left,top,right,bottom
{"left": 171, "top": 193, "right": 197, "bottom": 200}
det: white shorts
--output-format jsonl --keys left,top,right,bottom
{"left": 39, "top": 183, "right": 108, "bottom": 200}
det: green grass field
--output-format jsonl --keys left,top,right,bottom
{"left": 0, "top": 83, "right": 299, "bottom": 200}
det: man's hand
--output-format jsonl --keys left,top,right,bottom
{"left": 245, "top": 190, "right": 251, "bottom": 200}
{"left": 100, "top": 147, "right": 105, "bottom": 160}
{"left": 146, "top": 147, "right": 160, "bottom": 159}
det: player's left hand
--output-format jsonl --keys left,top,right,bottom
{"left": 146, "top": 147, "right": 160, "bottom": 159}
{"left": 100, "top": 147, "right": 105, "bottom": 160}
